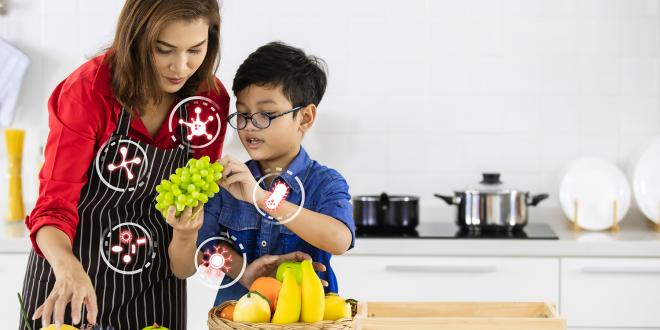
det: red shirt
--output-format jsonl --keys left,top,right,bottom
{"left": 25, "top": 53, "right": 230, "bottom": 256}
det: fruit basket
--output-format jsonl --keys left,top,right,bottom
{"left": 208, "top": 299, "right": 359, "bottom": 330}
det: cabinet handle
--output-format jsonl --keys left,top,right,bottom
{"left": 581, "top": 266, "right": 660, "bottom": 274}
{"left": 385, "top": 265, "right": 497, "bottom": 273}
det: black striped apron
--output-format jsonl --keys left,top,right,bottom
{"left": 20, "top": 106, "right": 192, "bottom": 330}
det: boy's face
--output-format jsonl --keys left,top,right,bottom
{"left": 235, "top": 84, "right": 306, "bottom": 162}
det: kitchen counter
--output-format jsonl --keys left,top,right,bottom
{"left": 347, "top": 207, "right": 660, "bottom": 258}
{"left": 2, "top": 208, "right": 660, "bottom": 257}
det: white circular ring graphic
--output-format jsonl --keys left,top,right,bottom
{"left": 194, "top": 235, "right": 248, "bottom": 290}
{"left": 168, "top": 96, "right": 223, "bottom": 149}
{"left": 99, "top": 222, "right": 155, "bottom": 275}
{"left": 94, "top": 138, "right": 149, "bottom": 193}
{"left": 251, "top": 169, "right": 305, "bottom": 225}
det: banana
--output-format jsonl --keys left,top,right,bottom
{"left": 300, "top": 259, "right": 325, "bottom": 322}
{"left": 271, "top": 269, "right": 301, "bottom": 324}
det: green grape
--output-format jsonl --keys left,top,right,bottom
{"left": 212, "top": 162, "right": 223, "bottom": 172}
{"left": 156, "top": 156, "right": 224, "bottom": 219}
{"left": 180, "top": 173, "right": 191, "bottom": 184}
{"left": 160, "top": 180, "right": 172, "bottom": 189}
{"left": 176, "top": 202, "right": 185, "bottom": 212}
{"left": 199, "top": 194, "right": 208, "bottom": 204}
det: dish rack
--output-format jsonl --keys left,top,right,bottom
{"left": 569, "top": 199, "right": 621, "bottom": 232}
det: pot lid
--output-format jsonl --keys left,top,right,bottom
{"left": 461, "top": 173, "right": 526, "bottom": 194}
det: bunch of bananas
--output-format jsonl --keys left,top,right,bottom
{"left": 223, "top": 259, "right": 354, "bottom": 324}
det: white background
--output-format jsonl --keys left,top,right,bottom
{"left": 0, "top": 0, "right": 659, "bottom": 216}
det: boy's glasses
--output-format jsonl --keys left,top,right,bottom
{"left": 227, "top": 106, "right": 304, "bottom": 130}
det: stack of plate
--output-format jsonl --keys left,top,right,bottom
{"left": 559, "top": 157, "right": 631, "bottom": 231}
{"left": 630, "top": 137, "right": 660, "bottom": 224}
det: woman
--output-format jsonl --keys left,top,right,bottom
{"left": 19, "top": 1, "right": 228, "bottom": 329}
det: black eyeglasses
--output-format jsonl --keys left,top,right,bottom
{"left": 227, "top": 106, "right": 304, "bottom": 130}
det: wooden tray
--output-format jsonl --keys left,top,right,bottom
{"left": 355, "top": 301, "right": 566, "bottom": 330}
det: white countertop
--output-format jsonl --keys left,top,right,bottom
{"left": 347, "top": 208, "right": 660, "bottom": 258}
{"left": 2, "top": 208, "right": 660, "bottom": 257}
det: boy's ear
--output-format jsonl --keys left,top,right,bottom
{"left": 298, "top": 104, "right": 316, "bottom": 134}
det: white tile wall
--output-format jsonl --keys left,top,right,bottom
{"left": 0, "top": 0, "right": 659, "bottom": 217}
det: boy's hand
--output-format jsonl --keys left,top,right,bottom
{"left": 239, "top": 251, "right": 328, "bottom": 289}
{"left": 164, "top": 205, "right": 204, "bottom": 238}
{"left": 219, "top": 155, "right": 268, "bottom": 204}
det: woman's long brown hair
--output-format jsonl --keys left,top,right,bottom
{"left": 107, "top": 0, "right": 221, "bottom": 114}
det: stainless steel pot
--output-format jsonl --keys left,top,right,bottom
{"left": 353, "top": 193, "right": 419, "bottom": 232}
{"left": 434, "top": 173, "right": 548, "bottom": 231}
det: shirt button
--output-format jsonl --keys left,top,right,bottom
{"left": 261, "top": 240, "right": 267, "bottom": 247}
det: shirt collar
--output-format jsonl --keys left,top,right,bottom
{"left": 247, "top": 146, "right": 312, "bottom": 194}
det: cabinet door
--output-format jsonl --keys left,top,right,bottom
{"left": 332, "top": 256, "right": 559, "bottom": 303}
{"left": 0, "top": 253, "right": 29, "bottom": 328}
{"left": 561, "top": 258, "right": 660, "bottom": 328}
{"left": 187, "top": 277, "right": 218, "bottom": 329}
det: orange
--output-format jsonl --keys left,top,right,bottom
{"left": 249, "top": 276, "right": 282, "bottom": 313}
{"left": 220, "top": 303, "right": 236, "bottom": 321}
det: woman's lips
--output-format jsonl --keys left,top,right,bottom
{"left": 166, "top": 76, "right": 185, "bottom": 85}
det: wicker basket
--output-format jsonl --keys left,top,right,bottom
{"left": 208, "top": 300, "right": 359, "bottom": 330}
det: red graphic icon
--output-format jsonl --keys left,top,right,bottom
{"left": 110, "top": 229, "right": 148, "bottom": 265}
{"left": 179, "top": 106, "right": 214, "bottom": 141}
{"left": 201, "top": 244, "right": 233, "bottom": 277}
{"left": 107, "top": 146, "right": 142, "bottom": 180}
{"left": 264, "top": 181, "right": 289, "bottom": 211}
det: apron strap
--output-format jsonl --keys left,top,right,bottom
{"left": 114, "top": 107, "right": 132, "bottom": 137}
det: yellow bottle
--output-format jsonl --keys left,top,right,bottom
{"left": 4, "top": 129, "right": 25, "bottom": 221}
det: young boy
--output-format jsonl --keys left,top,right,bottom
{"left": 168, "top": 41, "right": 355, "bottom": 306}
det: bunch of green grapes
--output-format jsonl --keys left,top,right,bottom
{"left": 155, "top": 156, "right": 223, "bottom": 217}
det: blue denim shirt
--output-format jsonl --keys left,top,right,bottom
{"left": 197, "top": 147, "right": 356, "bottom": 306}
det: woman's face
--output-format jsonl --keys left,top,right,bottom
{"left": 153, "top": 18, "right": 209, "bottom": 95}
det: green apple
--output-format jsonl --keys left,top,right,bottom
{"left": 142, "top": 323, "right": 169, "bottom": 330}
{"left": 276, "top": 261, "right": 302, "bottom": 284}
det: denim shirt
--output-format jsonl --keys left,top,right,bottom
{"left": 197, "top": 147, "right": 356, "bottom": 306}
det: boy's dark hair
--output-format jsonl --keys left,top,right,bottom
{"left": 232, "top": 42, "right": 328, "bottom": 111}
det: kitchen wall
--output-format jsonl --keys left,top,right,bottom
{"left": 0, "top": 0, "right": 659, "bottom": 221}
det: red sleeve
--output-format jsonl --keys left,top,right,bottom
{"left": 193, "top": 78, "right": 230, "bottom": 162}
{"left": 25, "top": 81, "right": 101, "bottom": 257}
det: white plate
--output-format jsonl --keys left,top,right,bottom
{"left": 631, "top": 137, "right": 660, "bottom": 223}
{"left": 559, "top": 157, "right": 631, "bottom": 231}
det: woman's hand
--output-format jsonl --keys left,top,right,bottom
{"left": 164, "top": 205, "right": 204, "bottom": 237}
{"left": 239, "top": 251, "right": 328, "bottom": 289}
{"left": 218, "top": 155, "right": 268, "bottom": 204}
{"left": 32, "top": 257, "right": 98, "bottom": 328}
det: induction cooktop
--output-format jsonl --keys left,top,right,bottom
{"left": 356, "top": 222, "right": 559, "bottom": 240}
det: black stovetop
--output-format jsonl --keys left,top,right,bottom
{"left": 356, "top": 222, "right": 559, "bottom": 240}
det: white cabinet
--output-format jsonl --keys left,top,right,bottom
{"left": 186, "top": 276, "right": 217, "bottom": 329}
{"left": 0, "top": 253, "right": 30, "bottom": 328}
{"left": 332, "top": 255, "right": 559, "bottom": 304}
{"left": 561, "top": 258, "right": 660, "bottom": 328}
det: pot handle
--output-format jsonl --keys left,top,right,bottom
{"left": 528, "top": 193, "right": 550, "bottom": 206}
{"left": 434, "top": 194, "right": 459, "bottom": 205}
{"left": 379, "top": 192, "right": 390, "bottom": 211}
